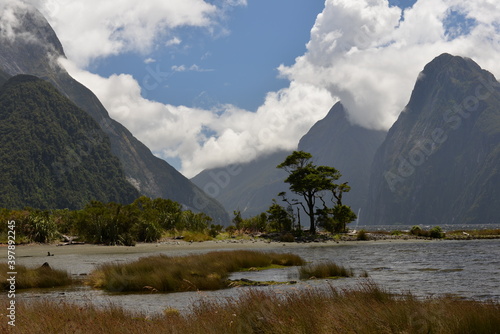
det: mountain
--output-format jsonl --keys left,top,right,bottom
{"left": 0, "top": 4, "right": 228, "bottom": 223}
{"left": 0, "top": 74, "right": 139, "bottom": 209}
{"left": 365, "top": 53, "right": 500, "bottom": 225}
{"left": 298, "top": 102, "right": 386, "bottom": 214}
{"left": 192, "top": 150, "right": 290, "bottom": 217}
{"left": 192, "top": 102, "right": 386, "bottom": 218}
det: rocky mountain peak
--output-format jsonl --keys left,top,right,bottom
{"left": 405, "top": 53, "right": 496, "bottom": 115}
{"left": 0, "top": 2, "right": 64, "bottom": 75}
{"left": 366, "top": 54, "right": 500, "bottom": 225}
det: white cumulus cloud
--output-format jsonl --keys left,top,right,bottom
{"left": 25, "top": 0, "right": 220, "bottom": 67}
{"left": 279, "top": 0, "right": 500, "bottom": 131}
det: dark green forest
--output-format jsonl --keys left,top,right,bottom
{"left": 0, "top": 75, "right": 139, "bottom": 209}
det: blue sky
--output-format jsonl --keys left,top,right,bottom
{"left": 27, "top": 0, "right": 500, "bottom": 176}
{"left": 92, "top": 1, "right": 326, "bottom": 112}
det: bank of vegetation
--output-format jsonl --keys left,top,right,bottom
{"left": 1, "top": 194, "right": 499, "bottom": 246}
{"left": 0, "top": 196, "right": 221, "bottom": 246}
{"left": 3, "top": 283, "right": 498, "bottom": 334}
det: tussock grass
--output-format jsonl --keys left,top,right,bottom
{"left": 356, "top": 229, "right": 370, "bottom": 240}
{"left": 299, "top": 261, "right": 353, "bottom": 279}
{"left": 182, "top": 231, "right": 213, "bottom": 242}
{"left": 4, "top": 282, "right": 499, "bottom": 334}
{"left": 0, "top": 263, "right": 72, "bottom": 289}
{"left": 87, "top": 250, "right": 305, "bottom": 292}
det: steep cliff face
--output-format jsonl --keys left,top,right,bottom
{"left": 0, "top": 4, "right": 228, "bottom": 222}
{"left": 0, "top": 69, "right": 10, "bottom": 85}
{"left": 366, "top": 54, "right": 500, "bottom": 225}
{"left": 193, "top": 102, "right": 386, "bottom": 218}
{"left": 0, "top": 75, "right": 139, "bottom": 209}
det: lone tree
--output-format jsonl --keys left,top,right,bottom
{"left": 277, "top": 150, "right": 355, "bottom": 234}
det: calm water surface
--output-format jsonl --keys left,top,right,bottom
{"left": 15, "top": 239, "right": 500, "bottom": 315}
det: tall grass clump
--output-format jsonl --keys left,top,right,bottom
{"left": 5, "top": 282, "right": 500, "bottom": 334}
{"left": 88, "top": 250, "right": 305, "bottom": 293}
{"left": 299, "top": 261, "right": 353, "bottom": 279}
{"left": 0, "top": 263, "right": 72, "bottom": 289}
{"left": 356, "top": 229, "right": 369, "bottom": 240}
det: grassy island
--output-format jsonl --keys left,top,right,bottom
{"left": 87, "top": 250, "right": 305, "bottom": 293}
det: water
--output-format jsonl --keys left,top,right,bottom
{"left": 13, "top": 239, "right": 500, "bottom": 316}
{"left": 356, "top": 223, "right": 500, "bottom": 232}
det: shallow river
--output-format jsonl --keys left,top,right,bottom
{"left": 13, "top": 239, "right": 500, "bottom": 316}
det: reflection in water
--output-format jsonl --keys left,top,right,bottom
{"left": 15, "top": 239, "right": 500, "bottom": 316}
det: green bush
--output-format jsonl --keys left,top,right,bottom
{"left": 208, "top": 224, "right": 223, "bottom": 238}
{"left": 430, "top": 226, "right": 445, "bottom": 238}
{"left": 25, "top": 212, "right": 58, "bottom": 243}
{"left": 410, "top": 225, "right": 423, "bottom": 235}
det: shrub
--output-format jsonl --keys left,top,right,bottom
{"left": 430, "top": 226, "right": 445, "bottom": 238}
{"left": 356, "top": 229, "right": 369, "bottom": 241}
{"left": 208, "top": 224, "right": 223, "bottom": 238}
{"left": 410, "top": 225, "right": 444, "bottom": 238}
{"left": 410, "top": 225, "right": 423, "bottom": 235}
{"left": 267, "top": 200, "right": 293, "bottom": 232}
{"left": 24, "top": 212, "right": 58, "bottom": 243}
{"left": 133, "top": 220, "right": 162, "bottom": 242}
{"left": 279, "top": 233, "right": 295, "bottom": 242}
{"left": 75, "top": 201, "right": 138, "bottom": 245}
{"left": 225, "top": 225, "right": 237, "bottom": 236}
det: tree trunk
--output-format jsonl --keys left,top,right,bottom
{"left": 307, "top": 200, "right": 316, "bottom": 234}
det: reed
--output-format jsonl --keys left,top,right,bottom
{"left": 87, "top": 250, "right": 305, "bottom": 292}
{"left": 4, "top": 282, "right": 499, "bottom": 334}
{"left": 299, "top": 261, "right": 354, "bottom": 279}
{"left": 0, "top": 263, "right": 72, "bottom": 289}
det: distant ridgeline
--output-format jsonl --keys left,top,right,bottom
{"left": 0, "top": 75, "right": 139, "bottom": 209}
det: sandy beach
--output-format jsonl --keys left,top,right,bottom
{"left": 3, "top": 237, "right": 433, "bottom": 260}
